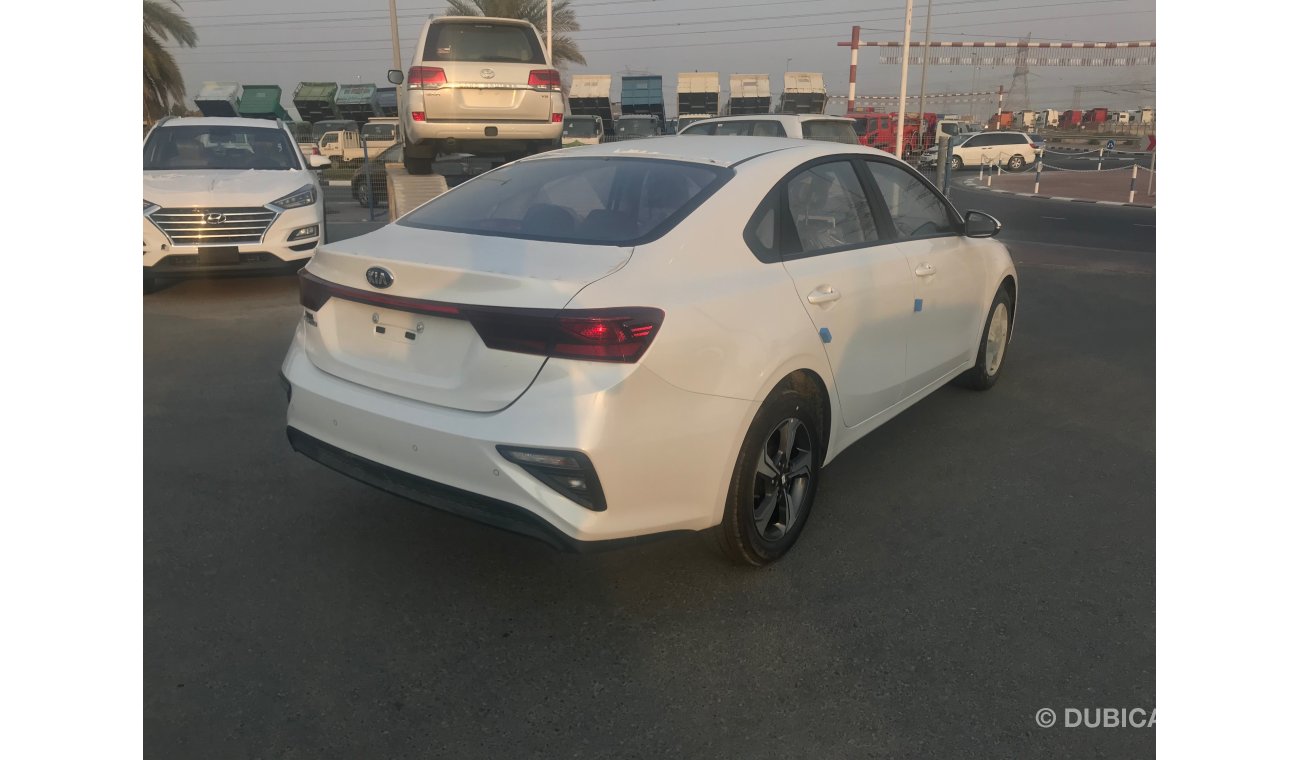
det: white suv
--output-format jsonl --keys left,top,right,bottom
{"left": 947, "top": 130, "right": 1040, "bottom": 171}
{"left": 393, "top": 16, "right": 564, "bottom": 174}
{"left": 679, "top": 114, "right": 859, "bottom": 145}
{"left": 143, "top": 117, "right": 331, "bottom": 291}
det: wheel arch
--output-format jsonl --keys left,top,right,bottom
{"left": 761, "top": 367, "right": 835, "bottom": 466}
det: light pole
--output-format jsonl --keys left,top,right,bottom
{"left": 388, "top": 0, "right": 404, "bottom": 142}
{"left": 915, "top": 0, "right": 933, "bottom": 154}
{"left": 547, "top": 0, "right": 553, "bottom": 62}
{"left": 785, "top": 57, "right": 793, "bottom": 73}
{"left": 894, "top": 0, "right": 915, "bottom": 158}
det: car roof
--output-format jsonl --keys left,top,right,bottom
{"left": 686, "top": 114, "right": 853, "bottom": 127}
{"left": 154, "top": 116, "right": 288, "bottom": 130}
{"left": 525, "top": 135, "right": 895, "bottom": 168}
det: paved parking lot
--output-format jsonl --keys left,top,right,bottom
{"left": 145, "top": 205, "right": 1154, "bottom": 757}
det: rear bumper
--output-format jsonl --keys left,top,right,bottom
{"left": 405, "top": 119, "right": 562, "bottom": 143}
{"left": 280, "top": 327, "right": 756, "bottom": 547}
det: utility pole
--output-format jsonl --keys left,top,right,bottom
{"left": 546, "top": 0, "right": 553, "bottom": 62}
{"left": 388, "top": 0, "right": 404, "bottom": 142}
{"left": 895, "top": 0, "right": 914, "bottom": 158}
{"left": 915, "top": 0, "right": 934, "bottom": 152}
{"left": 847, "top": 25, "right": 860, "bottom": 113}
{"left": 996, "top": 84, "right": 1004, "bottom": 129}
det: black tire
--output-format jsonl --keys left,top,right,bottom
{"left": 956, "top": 288, "right": 1013, "bottom": 391}
{"left": 1007, "top": 154, "right": 1026, "bottom": 171}
{"left": 404, "top": 154, "right": 433, "bottom": 175}
{"left": 950, "top": 155, "right": 964, "bottom": 171}
{"left": 356, "top": 179, "right": 371, "bottom": 207}
{"left": 716, "top": 385, "right": 823, "bottom": 566}
{"left": 143, "top": 275, "right": 160, "bottom": 294}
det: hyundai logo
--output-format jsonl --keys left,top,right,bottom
{"left": 205, "top": 212, "right": 225, "bottom": 224}
{"left": 480, "top": 68, "right": 496, "bottom": 79}
{"left": 365, "top": 267, "right": 394, "bottom": 289}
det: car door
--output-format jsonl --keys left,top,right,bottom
{"left": 955, "top": 133, "right": 993, "bottom": 165}
{"left": 765, "top": 158, "right": 915, "bottom": 426}
{"left": 861, "top": 159, "right": 985, "bottom": 394}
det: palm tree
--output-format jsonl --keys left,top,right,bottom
{"left": 144, "top": 0, "right": 198, "bottom": 124}
{"left": 444, "top": 0, "right": 586, "bottom": 66}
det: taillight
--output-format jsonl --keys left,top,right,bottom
{"left": 411, "top": 112, "right": 425, "bottom": 122}
{"left": 408, "top": 66, "right": 446, "bottom": 88}
{"left": 528, "top": 69, "right": 562, "bottom": 91}
{"left": 469, "top": 308, "right": 664, "bottom": 363}
{"left": 299, "top": 271, "right": 663, "bottom": 364}
{"left": 311, "top": 146, "right": 320, "bottom": 155}
{"left": 551, "top": 113, "right": 563, "bottom": 123}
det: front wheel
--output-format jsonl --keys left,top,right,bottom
{"left": 956, "top": 288, "right": 1013, "bottom": 390}
{"left": 950, "top": 155, "right": 964, "bottom": 171}
{"left": 716, "top": 386, "right": 822, "bottom": 566}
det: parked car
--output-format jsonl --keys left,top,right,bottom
{"left": 392, "top": 16, "right": 564, "bottom": 175}
{"left": 918, "top": 132, "right": 972, "bottom": 168}
{"left": 282, "top": 137, "right": 1018, "bottom": 565}
{"left": 143, "top": 117, "right": 331, "bottom": 292}
{"left": 947, "top": 131, "right": 1040, "bottom": 171}
{"left": 679, "top": 114, "right": 859, "bottom": 145}
{"left": 351, "top": 143, "right": 403, "bottom": 207}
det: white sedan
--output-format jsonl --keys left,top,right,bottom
{"left": 281, "top": 136, "right": 1018, "bottom": 566}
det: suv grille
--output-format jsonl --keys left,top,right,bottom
{"left": 149, "top": 207, "right": 277, "bottom": 246}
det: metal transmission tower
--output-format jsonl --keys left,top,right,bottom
{"left": 1006, "top": 36, "right": 1032, "bottom": 114}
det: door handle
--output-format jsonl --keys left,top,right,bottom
{"left": 806, "top": 286, "right": 841, "bottom": 305}
{"left": 914, "top": 263, "right": 936, "bottom": 276}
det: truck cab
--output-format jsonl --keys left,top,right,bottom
{"left": 360, "top": 117, "right": 399, "bottom": 154}
{"left": 318, "top": 130, "right": 371, "bottom": 163}
{"left": 615, "top": 115, "right": 662, "bottom": 140}
{"left": 561, "top": 115, "right": 604, "bottom": 146}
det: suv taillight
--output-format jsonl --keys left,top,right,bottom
{"left": 299, "top": 272, "right": 663, "bottom": 363}
{"left": 528, "top": 69, "right": 562, "bottom": 91}
{"left": 408, "top": 66, "right": 447, "bottom": 88}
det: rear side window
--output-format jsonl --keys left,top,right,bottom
{"left": 784, "top": 161, "right": 879, "bottom": 254}
{"left": 801, "top": 121, "right": 859, "bottom": 145}
{"left": 864, "top": 161, "right": 958, "bottom": 238}
{"left": 681, "top": 123, "right": 716, "bottom": 136}
{"left": 423, "top": 22, "right": 545, "bottom": 64}
{"left": 713, "top": 120, "right": 786, "bottom": 137}
{"left": 399, "top": 157, "right": 730, "bottom": 246}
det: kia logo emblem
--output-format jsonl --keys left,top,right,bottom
{"left": 205, "top": 212, "right": 225, "bottom": 224}
{"left": 480, "top": 68, "right": 496, "bottom": 79}
{"left": 365, "top": 267, "right": 394, "bottom": 289}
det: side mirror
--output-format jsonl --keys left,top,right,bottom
{"left": 308, "top": 154, "right": 332, "bottom": 169}
{"left": 387, "top": 69, "right": 404, "bottom": 85}
{"left": 964, "top": 210, "right": 1001, "bottom": 238}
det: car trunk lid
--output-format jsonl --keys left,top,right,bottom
{"left": 299, "top": 225, "right": 631, "bottom": 412}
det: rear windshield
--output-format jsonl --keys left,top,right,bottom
{"left": 143, "top": 125, "right": 302, "bottom": 171}
{"left": 801, "top": 120, "right": 859, "bottom": 145}
{"left": 563, "top": 119, "right": 598, "bottom": 137}
{"left": 423, "top": 22, "right": 545, "bottom": 64}
{"left": 399, "top": 157, "right": 731, "bottom": 246}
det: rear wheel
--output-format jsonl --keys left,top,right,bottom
{"left": 356, "top": 179, "right": 372, "bottom": 207}
{"left": 1007, "top": 154, "right": 1027, "bottom": 171}
{"left": 716, "top": 386, "right": 822, "bottom": 566}
{"left": 143, "top": 275, "right": 160, "bottom": 294}
{"left": 403, "top": 153, "right": 433, "bottom": 175}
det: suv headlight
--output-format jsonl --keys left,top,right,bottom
{"left": 270, "top": 185, "right": 317, "bottom": 210}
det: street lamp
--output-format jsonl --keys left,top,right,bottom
{"left": 785, "top": 57, "right": 793, "bottom": 72}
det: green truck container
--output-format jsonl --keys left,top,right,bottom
{"left": 293, "top": 82, "right": 340, "bottom": 123}
{"left": 336, "top": 84, "right": 380, "bottom": 122}
{"left": 237, "top": 85, "right": 290, "bottom": 120}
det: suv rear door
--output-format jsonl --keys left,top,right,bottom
{"left": 416, "top": 20, "right": 554, "bottom": 123}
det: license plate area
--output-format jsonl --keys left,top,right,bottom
{"left": 197, "top": 246, "right": 239, "bottom": 265}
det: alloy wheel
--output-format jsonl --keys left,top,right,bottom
{"left": 752, "top": 418, "right": 814, "bottom": 541}
{"left": 985, "top": 302, "right": 1010, "bottom": 375}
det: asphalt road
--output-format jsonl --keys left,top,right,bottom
{"left": 145, "top": 195, "right": 1155, "bottom": 757}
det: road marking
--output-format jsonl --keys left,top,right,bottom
{"left": 1041, "top": 216, "right": 1066, "bottom": 220}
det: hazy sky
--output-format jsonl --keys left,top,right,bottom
{"left": 171, "top": 0, "right": 1156, "bottom": 119}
